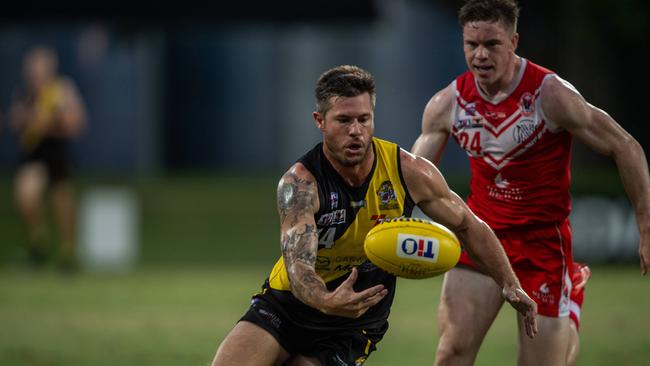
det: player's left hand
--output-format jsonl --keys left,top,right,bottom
{"left": 502, "top": 286, "right": 538, "bottom": 338}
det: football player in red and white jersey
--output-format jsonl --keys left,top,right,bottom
{"left": 411, "top": 0, "right": 650, "bottom": 365}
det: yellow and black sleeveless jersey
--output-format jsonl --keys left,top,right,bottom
{"left": 259, "top": 137, "right": 414, "bottom": 330}
{"left": 15, "top": 79, "right": 72, "bottom": 184}
{"left": 17, "top": 79, "right": 65, "bottom": 151}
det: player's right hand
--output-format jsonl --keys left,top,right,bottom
{"left": 321, "top": 267, "right": 388, "bottom": 318}
{"left": 503, "top": 286, "right": 538, "bottom": 338}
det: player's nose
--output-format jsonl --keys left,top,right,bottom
{"left": 349, "top": 120, "right": 362, "bottom": 135}
{"left": 475, "top": 45, "right": 489, "bottom": 59}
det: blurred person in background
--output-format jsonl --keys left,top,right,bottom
{"left": 9, "top": 45, "right": 87, "bottom": 272}
{"left": 411, "top": 0, "right": 650, "bottom": 365}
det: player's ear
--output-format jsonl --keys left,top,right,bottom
{"left": 313, "top": 111, "right": 325, "bottom": 130}
{"left": 511, "top": 32, "right": 519, "bottom": 51}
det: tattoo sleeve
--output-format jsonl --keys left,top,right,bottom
{"left": 277, "top": 172, "right": 316, "bottom": 225}
{"left": 277, "top": 171, "right": 326, "bottom": 307}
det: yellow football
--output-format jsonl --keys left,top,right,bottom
{"left": 364, "top": 217, "right": 461, "bottom": 279}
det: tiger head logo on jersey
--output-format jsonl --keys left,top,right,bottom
{"left": 520, "top": 92, "right": 535, "bottom": 116}
{"left": 377, "top": 180, "right": 398, "bottom": 210}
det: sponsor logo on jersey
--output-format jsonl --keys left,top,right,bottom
{"left": 540, "top": 283, "right": 550, "bottom": 294}
{"left": 455, "top": 102, "right": 485, "bottom": 130}
{"left": 454, "top": 117, "right": 483, "bottom": 130}
{"left": 487, "top": 184, "right": 524, "bottom": 201}
{"left": 317, "top": 209, "right": 346, "bottom": 226}
{"left": 465, "top": 102, "right": 477, "bottom": 116}
{"left": 494, "top": 173, "right": 510, "bottom": 189}
{"left": 330, "top": 192, "right": 339, "bottom": 209}
{"left": 332, "top": 257, "right": 367, "bottom": 272}
{"left": 257, "top": 308, "right": 282, "bottom": 328}
{"left": 377, "top": 180, "right": 399, "bottom": 210}
{"left": 396, "top": 233, "right": 439, "bottom": 263}
{"left": 513, "top": 119, "right": 537, "bottom": 144}
{"left": 335, "top": 255, "right": 366, "bottom": 263}
{"left": 520, "top": 92, "right": 535, "bottom": 116}
{"left": 334, "top": 264, "right": 353, "bottom": 271}
{"left": 533, "top": 282, "right": 556, "bottom": 305}
{"left": 485, "top": 110, "right": 507, "bottom": 119}
{"left": 315, "top": 256, "right": 331, "bottom": 269}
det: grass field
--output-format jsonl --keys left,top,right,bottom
{"left": 1, "top": 264, "right": 649, "bottom": 366}
{"left": 1, "top": 174, "right": 649, "bottom": 365}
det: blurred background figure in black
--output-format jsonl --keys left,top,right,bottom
{"left": 9, "top": 45, "right": 87, "bottom": 272}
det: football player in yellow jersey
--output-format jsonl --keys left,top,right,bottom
{"left": 9, "top": 46, "right": 86, "bottom": 272}
{"left": 211, "top": 65, "right": 537, "bottom": 366}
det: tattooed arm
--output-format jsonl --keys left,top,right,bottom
{"left": 277, "top": 163, "right": 388, "bottom": 318}
{"left": 277, "top": 164, "right": 323, "bottom": 304}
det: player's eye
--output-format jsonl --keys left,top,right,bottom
{"left": 358, "top": 115, "right": 371, "bottom": 124}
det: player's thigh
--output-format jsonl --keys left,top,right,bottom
{"left": 517, "top": 314, "right": 570, "bottom": 366}
{"left": 212, "top": 320, "right": 290, "bottom": 366}
{"left": 438, "top": 267, "right": 504, "bottom": 341}
{"left": 14, "top": 163, "right": 47, "bottom": 205}
{"left": 565, "top": 320, "right": 581, "bottom": 366}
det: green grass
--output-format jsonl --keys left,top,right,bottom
{"left": 1, "top": 265, "right": 648, "bottom": 366}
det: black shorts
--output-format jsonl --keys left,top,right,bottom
{"left": 22, "top": 137, "right": 72, "bottom": 186}
{"left": 240, "top": 294, "right": 389, "bottom": 366}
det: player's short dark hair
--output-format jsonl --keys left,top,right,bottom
{"left": 459, "top": 0, "right": 520, "bottom": 33}
{"left": 315, "top": 65, "right": 376, "bottom": 116}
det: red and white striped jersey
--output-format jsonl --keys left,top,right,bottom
{"left": 450, "top": 58, "right": 572, "bottom": 229}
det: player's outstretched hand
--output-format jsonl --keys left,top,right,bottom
{"left": 322, "top": 267, "right": 388, "bottom": 318}
{"left": 502, "top": 286, "right": 538, "bottom": 338}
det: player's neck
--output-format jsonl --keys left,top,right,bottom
{"left": 327, "top": 144, "right": 375, "bottom": 187}
{"left": 477, "top": 55, "right": 522, "bottom": 99}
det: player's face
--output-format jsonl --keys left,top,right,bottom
{"left": 24, "top": 53, "right": 56, "bottom": 90}
{"left": 463, "top": 20, "right": 518, "bottom": 88}
{"left": 314, "top": 93, "right": 375, "bottom": 167}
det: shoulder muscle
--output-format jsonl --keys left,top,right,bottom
{"left": 277, "top": 163, "right": 320, "bottom": 226}
{"left": 422, "top": 83, "right": 455, "bottom": 135}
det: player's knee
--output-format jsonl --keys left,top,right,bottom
{"left": 435, "top": 339, "right": 474, "bottom": 365}
{"left": 435, "top": 327, "right": 479, "bottom": 365}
